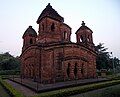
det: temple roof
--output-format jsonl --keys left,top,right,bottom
{"left": 23, "top": 26, "right": 37, "bottom": 38}
{"left": 76, "top": 21, "right": 93, "bottom": 34}
{"left": 37, "top": 3, "right": 64, "bottom": 24}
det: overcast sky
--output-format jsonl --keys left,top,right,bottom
{"left": 0, "top": 0, "right": 120, "bottom": 58}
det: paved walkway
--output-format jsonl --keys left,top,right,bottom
{"left": 9, "top": 77, "right": 108, "bottom": 92}
{"left": 6, "top": 78, "right": 120, "bottom": 97}
{"left": 6, "top": 80, "right": 37, "bottom": 97}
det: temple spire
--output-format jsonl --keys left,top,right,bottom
{"left": 81, "top": 21, "right": 85, "bottom": 26}
{"left": 37, "top": 3, "right": 64, "bottom": 23}
{"left": 46, "top": 3, "right": 52, "bottom": 8}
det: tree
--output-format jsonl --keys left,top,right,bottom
{"left": 113, "top": 57, "right": 120, "bottom": 68}
{"left": 0, "top": 52, "right": 20, "bottom": 70}
{"left": 95, "top": 43, "right": 110, "bottom": 70}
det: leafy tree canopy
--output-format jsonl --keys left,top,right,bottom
{"left": 0, "top": 52, "right": 20, "bottom": 70}
{"left": 95, "top": 43, "right": 120, "bottom": 70}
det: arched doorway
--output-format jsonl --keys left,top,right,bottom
{"left": 74, "top": 63, "right": 77, "bottom": 78}
{"left": 81, "top": 63, "right": 84, "bottom": 77}
{"left": 67, "top": 63, "right": 70, "bottom": 78}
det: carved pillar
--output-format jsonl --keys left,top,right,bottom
{"left": 77, "top": 62, "right": 82, "bottom": 79}
{"left": 63, "top": 62, "right": 68, "bottom": 81}
{"left": 69, "top": 61, "right": 74, "bottom": 80}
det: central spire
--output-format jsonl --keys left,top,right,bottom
{"left": 37, "top": 3, "right": 64, "bottom": 24}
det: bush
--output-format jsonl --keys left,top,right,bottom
{"left": 106, "top": 71, "right": 113, "bottom": 75}
{"left": 0, "top": 75, "right": 10, "bottom": 79}
{"left": 107, "top": 74, "right": 120, "bottom": 80}
{"left": 97, "top": 71, "right": 101, "bottom": 76}
{"left": 0, "top": 70, "right": 20, "bottom": 75}
{"left": 0, "top": 78, "right": 25, "bottom": 97}
{"left": 34, "top": 80, "right": 120, "bottom": 97}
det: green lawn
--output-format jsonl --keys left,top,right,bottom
{"left": 71, "top": 84, "right": 120, "bottom": 97}
{"left": 0, "top": 84, "right": 10, "bottom": 97}
{"left": 32, "top": 80, "right": 120, "bottom": 97}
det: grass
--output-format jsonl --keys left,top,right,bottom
{"left": 82, "top": 84, "right": 120, "bottom": 97}
{"left": 32, "top": 80, "right": 120, "bottom": 97}
{"left": 0, "top": 83, "right": 10, "bottom": 97}
{"left": 101, "top": 84, "right": 120, "bottom": 97}
{"left": 1, "top": 79, "right": 120, "bottom": 97}
{"left": 72, "top": 84, "right": 120, "bottom": 97}
{"left": 0, "top": 77, "right": 25, "bottom": 97}
{"left": 106, "top": 74, "right": 120, "bottom": 80}
{"left": 0, "top": 70, "right": 20, "bottom": 75}
{"left": 1, "top": 74, "right": 120, "bottom": 97}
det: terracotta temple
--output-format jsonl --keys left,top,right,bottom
{"left": 20, "top": 3, "right": 97, "bottom": 84}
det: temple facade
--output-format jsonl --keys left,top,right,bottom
{"left": 20, "top": 3, "right": 97, "bottom": 84}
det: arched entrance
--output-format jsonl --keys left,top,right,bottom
{"left": 74, "top": 63, "right": 77, "bottom": 78}
{"left": 67, "top": 63, "right": 70, "bottom": 78}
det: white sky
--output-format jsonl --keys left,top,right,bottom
{"left": 0, "top": 0, "right": 120, "bottom": 58}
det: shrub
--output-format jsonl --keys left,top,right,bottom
{"left": 96, "top": 71, "right": 101, "bottom": 76}
{"left": 106, "top": 71, "right": 113, "bottom": 75}
{"left": 107, "top": 74, "right": 120, "bottom": 80}
{"left": 0, "top": 75, "right": 10, "bottom": 79}
{"left": 0, "top": 70, "right": 20, "bottom": 75}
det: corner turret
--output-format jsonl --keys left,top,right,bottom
{"left": 76, "top": 21, "right": 94, "bottom": 49}
{"left": 22, "top": 26, "right": 37, "bottom": 51}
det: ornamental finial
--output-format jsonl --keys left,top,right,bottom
{"left": 81, "top": 21, "right": 85, "bottom": 26}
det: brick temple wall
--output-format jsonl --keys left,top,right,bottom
{"left": 21, "top": 43, "right": 96, "bottom": 84}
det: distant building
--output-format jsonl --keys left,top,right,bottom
{"left": 20, "top": 3, "right": 96, "bottom": 84}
